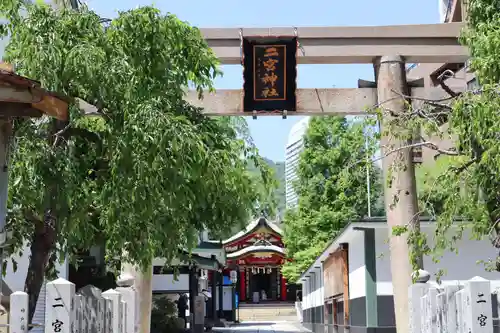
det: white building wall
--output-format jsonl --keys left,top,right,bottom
{"left": 302, "top": 275, "right": 311, "bottom": 310}
{"left": 308, "top": 274, "right": 313, "bottom": 308}
{"left": 302, "top": 280, "right": 307, "bottom": 309}
{"left": 314, "top": 270, "right": 320, "bottom": 306}
{"left": 309, "top": 272, "right": 315, "bottom": 308}
{"left": 301, "top": 266, "right": 324, "bottom": 310}
{"left": 348, "top": 232, "right": 366, "bottom": 299}
{"left": 304, "top": 279, "right": 310, "bottom": 309}
{"left": 375, "top": 226, "right": 500, "bottom": 295}
{"left": 316, "top": 266, "right": 323, "bottom": 307}
{"left": 4, "top": 243, "right": 69, "bottom": 293}
{"left": 302, "top": 233, "right": 366, "bottom": 308}
{"left": 152, "top": 274, "right": 189, "bottom": 292}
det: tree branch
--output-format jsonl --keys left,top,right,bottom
{"left": 450, "top": 158, "right": 477, "bottom": 175}
{"left": 377, "top": 141, "right": 459, "bottom": 163}
{"left": 54, "top": 125, "right": 101, "bottom": 143}
{"left": 374, "top": 89, "right": 455, "bottom": 127}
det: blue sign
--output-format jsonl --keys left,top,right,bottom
{"left": 235, "top": 293, "right": 239, "bottom": 309}
{"left": 223, "top": 276, "right": 232, "bottom": 285}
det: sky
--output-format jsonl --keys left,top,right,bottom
{"left": 3, "top": 0, "right": 441, "bottom": 161}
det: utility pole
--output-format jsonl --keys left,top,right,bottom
{"left": 365, "top": 134, "right": 372, "bottom": 218}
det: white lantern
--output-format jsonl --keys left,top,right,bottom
{"left": 230, "top": 270, "right": 238, "bottom": 284}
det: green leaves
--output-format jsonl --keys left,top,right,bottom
{"left": 463, "top": 0, "right": 500, "bottom": 84}
{"left": 4, "top": 2, "right": 268, "bottom": 275}
{"left": 0, "top": 0, "right": 25, "bottom": 39}
{"left": 282, "top": 116, "right": 384, "bottom": 282}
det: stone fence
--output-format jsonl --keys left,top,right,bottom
{"left": 409, "top": 271, "right": 496, "bottom": 333}
{"left": 8, "top": 277, "right": 136, "bottom": 333}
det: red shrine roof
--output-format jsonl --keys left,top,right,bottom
{"left": 222, "top": 216, "right": 282, "bottom": 245}
{"left": 226, "top": 243, "right": 285, "bottom": 259}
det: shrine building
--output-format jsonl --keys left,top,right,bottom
{"left": 210, "top": 216, "right": 297, "bottom": 304}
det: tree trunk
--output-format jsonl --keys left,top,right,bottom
{"left": 120, "top": 261, "right": 154, "bottom": 333}
{"left": 25, "top": 119, "right": 65, "bottom": 323}
{"left": 24, "top": 211, "right": 57, "bottom": 323}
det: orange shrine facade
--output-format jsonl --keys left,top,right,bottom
{"left": 210, "top": 217, "right": 293, "bottom": 302}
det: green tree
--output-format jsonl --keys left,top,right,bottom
{"left": 415, "top": 157, "right": 462, "bottom": 217}
{"left": 367, "top": 164, "right": 385, "bottom": 217}
{"left": 247, "top": 157, "right": 284, "bottom": 219}
{"left": 282, "top": 116, "right": 382, "bottom": 282}
{"left": 383, "top": 0, "right": 500, "bottom": 276}
{"left": 3, "top": 2, "right": 271, "bottom": 319}
{"left": 266, "top": 159, "right": 286, "bottom": 217}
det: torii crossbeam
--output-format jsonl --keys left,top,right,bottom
{"left": 199, "top": 22, "right": 468, "bottom": 65}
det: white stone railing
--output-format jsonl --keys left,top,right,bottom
{"left": 409, "top": 270, "right": 495, "bottom": 333}
{"left": 9, "top": 277, "right": 136, "bottom": 333}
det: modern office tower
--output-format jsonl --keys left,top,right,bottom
{"left": 285, "top": 117, "right": 310, "bottom": 209}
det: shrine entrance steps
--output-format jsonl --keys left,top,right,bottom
{"left": 237, "top": 302, "right": 298, "bottom": 322}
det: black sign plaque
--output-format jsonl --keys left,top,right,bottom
{"left": 242, "top": 36, "right": 297, "bottom": 112}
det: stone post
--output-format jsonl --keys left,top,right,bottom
{"left": 120, "top": 262, "right": 153, "bottom": 333}
{"left": 211, "top": 271, "right": 217, "bottom": 321}
{"left": 217, "top": 271, "right": 224, "bottom": 318}
{"left": 193, "top": 295, "right": 205, "bottom": 333}
{"left": 442, "top": 285, "right": 460, "bottom": 333}
{"left": 9, "top": 291, "right": 29, "bottom": 333}
{"left": 188, "top": 267, "right": 198, "bottom": 327}
{"left": 45, "top": 278, "right": 75, "bottom": 333}
{"left": 116, "top": 274, "right": 137, "bottom": 333}
{"left": 102, "top": 289, "right": 121, "bottom": 333}
{"left": 409, "top": 269, "right": 430, "bottom": 333}
{"left": 463, "top": 277, "right": 493, "bottom": 333}
{"left": 375, "top": 55, "right": 420, "bottom": 333}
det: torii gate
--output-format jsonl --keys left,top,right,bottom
{"left": 186, "top": 22, "right": 467, "bottom": 116}
{"left": 190, "top": 21, "right": 467, "bottom": 333}
{"left": 123, "top": 22, "right": 469, "bottom": 333}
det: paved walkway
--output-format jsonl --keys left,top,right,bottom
{"left": 213, "top": 321, "right": 309, "bottom": 333}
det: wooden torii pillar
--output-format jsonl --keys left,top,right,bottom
{"left": 374, "top": 55, "right": 419, "bottom": 333}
